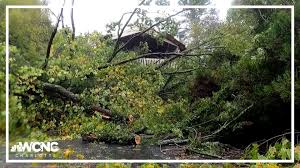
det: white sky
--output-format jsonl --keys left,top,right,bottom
{"left": 47, "top": 0, "right": 234, "bottom": 35}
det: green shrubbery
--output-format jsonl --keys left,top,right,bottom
{"left": 245, "top": 138, "right": 292, "bottom": 160}
{"left": 5, "top": 32, "right": 189, "bottom": 143}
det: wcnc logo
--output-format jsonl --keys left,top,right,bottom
{"left": 10, "top": 141, "right": 59, "bottom": 153}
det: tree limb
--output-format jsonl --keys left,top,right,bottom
{"left": 109, "top": 10, "right": 140, "bottom": 63}
{"left": 42, "top": 82, "right": 79, "bottom": 102}
{"left": 40, "top": 82, "right": 127, "bottom": 122}
{"left": 157, "top": 138, "right": 189, "bottom": 145}
{"left": 258, "top": 9, "right": 268, "bottom": 22}
{"left": 156, "top": 53, "right": 212, "bottom": 70}
{"left": 48, "top": 9, "right": 59, "bottom": 20}
{"left": 116, "top": 12, "right": 133, "bottom": 37}
{"left": 163, "top": 68, "right": 200, "bottom": 75}
{"left": 202, "top": 104, "right": 254, "bottom": 140}
{"left": 160, "top": 75, "right": 174, "bottom": 91}
{"left": 258, "top": 132, "right": 296, "bottom": 146}
{"left": 70, "top": 0, "right": 75, "bottom": 41}
{"left": 89, "top": 104, "right": 114, "bottom": 117}
{"left": 107, "top": 0, "right": 147, "bottom": 63}
{"left": 187, "top": 147, "right": 226, "bottom": 159}
{"left": 183, "top": 36, "right": 223, "bottom": 53}
{"left": 42, "top": 1, "right": 65, "bottom": 70}
{"left": 61, "top": 10, "right": 65, "bottom": 28}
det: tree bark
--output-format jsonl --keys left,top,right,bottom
{"left": 157, "top": 138, "right": 189, "bottom": 145}
{"left": 42, "top": 82, "right": 79, "bottom": 102}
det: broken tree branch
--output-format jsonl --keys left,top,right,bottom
{"left": 258, "top": 9, "right": 268, "bottom": 23}
{"left": 39, "top": 82, "right": 127, "bottom": 122}
{"left": 107, "top": 0, "right": 147, "bottom": 63}
{"left": 89, "top": 104, "right": 114, "bottom": 118}
{"left": 156, "top": 53, "right": 212, "bottom": 70}
{"left": 48, "top": 9, "right": 59, "bottom": 20}
{"left": 258, "top": 132, "right": 296, "bottom": 146}
{"left": 42, "top": 0, "right": 65, "bottom": 70}
{"left": 42, "top": 82, "right": 79, "bottom": 102}
{"left": 108, "top": 10, "right": 138, "bottom": 63}
{"left": 157, "top": 138, "right": 189, "bottom": 146}
{"left": 160, "top": 75, "right": 174, "bottom": 91}
{"left": 61, "top": 10, "right": 65, "bottom": 28}
{"left": 187, "top": 147, "right": 226, "bottom": 159}
{"left": 202, "top": 104, "right": 254, "bottom": 140}
{"left": 180, "top": 35, "right": 224, "bottom": 55}
{"left": 163, "top": 68, "right": 200, "bottom": 75}
{"left": 116, "top": 12, "right": 133, "bottom": 37}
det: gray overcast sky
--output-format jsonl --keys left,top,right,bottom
{"left": 47, "top": 0, "right": 234, "bottom": 35}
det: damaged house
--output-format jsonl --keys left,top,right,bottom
{"left": 114, "top": 30, "right": 186, "bottom": 66}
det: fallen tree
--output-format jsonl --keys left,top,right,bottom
{"left": 16, "top": 81, "right": 130, "bottom": 123}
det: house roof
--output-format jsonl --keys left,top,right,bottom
{"left": 113, "top": 30, "right": 186, "bottom": 57}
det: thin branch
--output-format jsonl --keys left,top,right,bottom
{"left": 160, "top": 75, "right": 174, "bottom": 91}
{"left": 258, "top": 132, "right": 297, "bottom": 146}
{"left": 194, "top": 118, "right": 217, "bottom": 128}
{"left": 202, "top": 104, "right": 254, "bottom": 140}
{"left": 159, "top": 80, "right": 186, "bottom": 96}
{"left": 155, "top": 53, "right": 212, "bottom": 70}
{"left": 204, "top": 46, "right": 225, "bottom": 50}
{"left": 70, "top": 0, "right": 75, "bottom": 41}
{"left": 107, "top": 0, "right": 147, "bottom": 63}
{"left": 61, "top": 10, "right": 65, "bottom": 28}
{"left": 244, "top": 131, "right": 300, "bottom": 153}
{"left": 116, "top": 12, "right": 132, "bottom": 37}
{"left": 187, "top": 147, "right": 226, "bottom": 159}
{"left": 258, "top": 9, "right": 268, "bottom": 22}
{"left": 184, "top": 36, "right": 223, "bottom": 53}
{"left": 48, "top": 9, "right": 59, "bottom": 20}
{"left": 153, "top": 36, "right": 223, "bottom": 70}
{"left": 109, "top": 9, "right": 140, "bottom": 63}
{"left": 163, "top": 67, "right": 200, "bottom": 75}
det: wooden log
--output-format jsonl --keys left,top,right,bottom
{"left": 157, "top": 138, "right": 189, "bottom": 146}
{"left": 89, "top": 104, "right": 127, "bottom": 122}
{"left": 42, "top": 82, "right": 79, "bottom": 102}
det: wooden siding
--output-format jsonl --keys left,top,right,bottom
{"left": 137, "top": 58, "right": 176, "bottom": 68}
